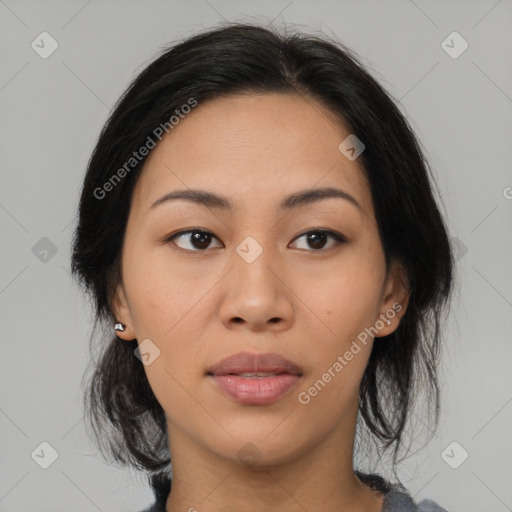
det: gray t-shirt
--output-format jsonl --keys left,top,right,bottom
{"left": 139, "top": 473, "right": 449, "bottom": 511}
{"left": 382, "top": 489, "right": 449, "bottom": 511}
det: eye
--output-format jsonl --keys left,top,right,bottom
{"left": 289, "top": 229, "right": 346, "bottom": 251}
{"left": 163, "top": 228, "right": 346, "bottom": 252}
{"left": 164, "top": 229, "right": 222, "bottom": 251}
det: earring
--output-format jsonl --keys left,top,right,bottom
{"left": 380, "top": 313, "right": 392, "bottom": 327}
{"left": 114, "top": 322, "right": 126, "bottom": 332}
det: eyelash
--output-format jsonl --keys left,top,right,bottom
{"left": 162, "top": 228, "right": 346, "bottom": 252}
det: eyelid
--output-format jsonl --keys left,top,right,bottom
{"left": 162, "top": 228, "right": 222, "bottom": 250}
{"left": 289, "top": 228, "right": 346, "bottom": 251}
{"left": 163, "top": 228, "right": 347, "bottom": 252}
{"left": 290, "top": 228, "right": 347, "bottom": 244}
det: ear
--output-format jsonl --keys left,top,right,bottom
{"left": 374, "top": 259, "right": 410, "bottom": 338}
{"left": 112, "top": 282, "right": 137, "bottom": 341}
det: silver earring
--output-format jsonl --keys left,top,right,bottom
{"left": 114, "top": 322, "right": 126, "bottom": 332}
{"left": 380, "top": 313, "right": 392, "bottom": 327}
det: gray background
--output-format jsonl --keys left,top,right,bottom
{"left": 1, "top": 1, "right": 511, "bottom": 511}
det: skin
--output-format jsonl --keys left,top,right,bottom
{"left": 113, "top": 92, "right": 410, "bottom": 512}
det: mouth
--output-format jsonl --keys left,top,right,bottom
{"left": 213, "top": 371, "right": 295, "bottom": 378}
{"left": 206, "top": 352, "right": 303, "bottom": 405}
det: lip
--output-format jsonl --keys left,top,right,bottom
{"left": 207, "top": 352, "right": 303, "bottom": 405}
{"left": 207, "top": 351, "right": 303, "bottom": 377}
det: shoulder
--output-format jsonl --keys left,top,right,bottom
{"left": 137, "top": 503, "right": 166, "bottom": 512}
{"left": 382, "top": 489, "right": 450, "bottom": 512}
{"left": 138, "top": 472, "right": 450, "bottom": 512}
{"left": 417, "top": 498, "right": 450, "bottom": 512}
{"left": 356, "top": 471, "right": 449, "bottom": 512}
{"left": 137, "top": 473, "right": 171, "bottom": 512}
{"left": 137, "top": 492, "right": 168, "bottom": 512}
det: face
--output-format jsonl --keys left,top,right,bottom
{"left": 113, "top": 92, "right": 409, "bottom": 467}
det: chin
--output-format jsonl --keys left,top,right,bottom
{"left": 201, "top": 428, "right": 311, "bottom": 468}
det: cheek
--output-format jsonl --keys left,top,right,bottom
{"left": 122, "top": 243, "right": 208, "bottom": 372}
{"left": 292, "top": 249, "right": 384, "bottom": 396}
{"left": 295, "top": 268, "right": 379, "bottom": 418}
{"left": 122, "top": 242, "right": 198, "bottom": 337}
{"left": 299, "top": 254, "right": 384, "bottom": 336}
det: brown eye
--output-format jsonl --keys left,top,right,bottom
{"left": 165, "top": 228, "right": 346, "bottom": 252}
{"left": 166, "top": 229, "right": 222, "bottom": 251}
{"left": 290, "top": 230, "right": 346, "bottom": 251}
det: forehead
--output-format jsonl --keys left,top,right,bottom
{"left": 132, "top": 92, "right": 372, "bottom": 217}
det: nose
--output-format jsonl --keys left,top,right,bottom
{"left": 219, "top": 243, "right": 294, "bottom": 332}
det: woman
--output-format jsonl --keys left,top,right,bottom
{"left": 71, "top": 22, "right": 454, "bottom": 512}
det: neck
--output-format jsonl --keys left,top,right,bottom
{"left": 164, "top": 413, "right": 384, "bottom": 512}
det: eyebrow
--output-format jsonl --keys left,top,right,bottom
{"left": 149, "top": 186, "right": 363, "bottom": 213}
